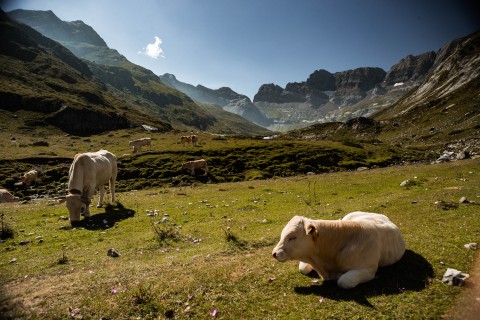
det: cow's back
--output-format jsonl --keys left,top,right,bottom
{"left": 342, "top": 212, "right": 406, "bottom": 266}
{"left": 68, "top": 150, "right": 116, "bottom": 192}
{"left": 91, "top": 150, "right": 117, "bottom": 185}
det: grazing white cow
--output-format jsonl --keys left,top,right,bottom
{"left": 21, "top": 170, "right": 38, "bottom": 186}
{"left": 66, "top": 150, "right": 117, "bottom": 224}
{"left": 180, "top": 135, "right": 198, "bottom": 147}
{"left": 272, "top": 211, "right": 406, "bottom": 289}
{"left": 0, "top": 189, "right": 18, "bottom": 203}
{"left": 129, "top": 137, "right": 152, "bottom": 153}
{"left": 182, "top": 159, "right": 209, "bottom": 176}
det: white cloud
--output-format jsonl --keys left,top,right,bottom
{"left": 139, "top": 36, "right": 165, "bottom": 59}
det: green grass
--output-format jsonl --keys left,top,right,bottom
{"left": 0, "top": 123, "right": 426, "bottom": 200}
{"left": 0, "top": 158, "right": 479, "bottom": 319}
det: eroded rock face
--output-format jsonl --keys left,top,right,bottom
{"left": 384, "top": 51, "right": 436, "bottom": 85}
{"left": 334, "top": 67, "right": 386, "bottom": 91}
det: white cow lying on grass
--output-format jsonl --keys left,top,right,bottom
{"left": 129, "top": 137, "right": 152, "bottom": 153}
{"left": 182, "top": 159, "right": 209, "bottom": 176}
{"left": 21, "top": 170, "right": 38, "bottom": 186}
{"left": 272, "top": 211, "right": 406, "bottom": 289}
{"left": 66, "top": 150, "right": 117, "bottom": 225}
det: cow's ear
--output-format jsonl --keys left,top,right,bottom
{"left": 306, "top": 223, "right": 318, "bottom": 241}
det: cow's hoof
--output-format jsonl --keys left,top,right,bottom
{"left": 70, "top": 220, "right": 81, "bottom": 228}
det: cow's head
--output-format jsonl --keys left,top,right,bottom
{"left": 272, "top": 216, "right": 318, "bottom": 262}
{"left": 66, "top": 193, "right": 86, "bottom": 224}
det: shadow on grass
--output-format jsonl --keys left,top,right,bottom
{"left": 294, "top": 250, "right": 434, "bottom": 308}
{"left": 70, "top": 202, "right": 136, "bottom": 231}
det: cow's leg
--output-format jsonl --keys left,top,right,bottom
{"left": 97, "top": 185, "right": 105, "bottom": 208}
{"left": 337, "top": 268, "right": 376, "bottom": 289}
{"left": 82, "top": 199, "right": 91, "bottom": 218}
{"left": 299, "top": 261, "right": 313, "bottom": 275}
{"left": 109, "top": 178, "right": 116, "bottom": 202}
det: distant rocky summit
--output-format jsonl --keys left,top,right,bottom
{"left": 160, "top": 74, "right": 272, "bottom": 127}
{"left": 384, "top": 52, "right": 436, "bottom": 85}
{"left": 252, "top": 42, "right": 461, "bottom": 131}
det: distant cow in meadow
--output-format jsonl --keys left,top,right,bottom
{"left": 180, "top": 135, "right": 198, "bottom": 147}
{"left": 272, "top": 211, "right": 406, "bottom": 289}
{"left": 21, "top": 170, "right": 38, "bottom": 186}
{"left": 182, "top": 159, "right": 209, "bottom": 176}
{"left": 65, "top": 150, "right": 117, "bottom": 225}
{"left": 0, "top": 189, "right": 18, "bottom": 203}
{"left": 129, "top": 137, "right": 152, "bottom": 153}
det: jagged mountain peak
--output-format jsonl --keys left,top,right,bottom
{"left": 8, "top": 9, "right": 108, "bottom": 47}
{"left": 384, "top": 51, "right": 436, "bottom": 85}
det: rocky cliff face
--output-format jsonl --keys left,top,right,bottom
{"left": 252, "top": 48, "right": 447, "bottom": 131}
{"left": 254, "top": 67, "right": 386, "bottom": 106}
{"left": 384, "top": 51, "right": 436, "bottom": 85}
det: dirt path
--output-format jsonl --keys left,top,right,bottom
{"left": 444, "top": 252, "right": 480, "bottom": 319}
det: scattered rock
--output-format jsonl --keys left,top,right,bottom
{"left": 357, "top": 167, "right": 369, "bottom": 171}
{"left": 400, "top": 179, "right": 416, "bottom": 187}
{"left": 459, "top": 197, "right": 470, "bottom": 203}
{"left": 9, "top": 258, "right": 17, "bottom": 264}
{"left": 436, "top": 151, "right": 455, "bottom": 163}
{"left": 107, "top": 248, "right": 120, "bottom": 258}
{"left": 456, "top": 150, "right": 470, "bottom": 160}
{"left": 435, "top": 200, "right": 458, "bottom": 210}
{"left": 19, "top": 240, "right": 30, "bottom": 245}
{"left": 464, "top": 243, "right": 478, "bottom": 250}
{"left": 442, "top": 268, "right": 469, "bottom": 286}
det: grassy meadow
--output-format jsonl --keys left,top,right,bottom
{"left": 1, "top": 155, "right": 479, "bottom": 319}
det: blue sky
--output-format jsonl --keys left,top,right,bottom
{"left": 2, "top": 0, "right": 479, "bottom": 99}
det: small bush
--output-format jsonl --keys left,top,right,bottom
{"left": 150, "top": 219, "right": 180, "bottom": 246}
{"left": 245, "top": 169, "right": 269, "bottom": 180}
{"left": 224, "top": 230, "right": 248, "bottom": 250}
{"left": 0, "top": 213, "right": 14, "bottom": 240}
{"left": 32, "top": 141, "right": 49, "bottom": 147}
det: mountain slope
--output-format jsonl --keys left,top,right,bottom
{"left": 374, "top": 30, "right": 480, "bottom": 146}
{"left": 0, "top": 9, "right": 172, "bottom": 136}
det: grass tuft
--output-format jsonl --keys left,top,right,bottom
{"left": 224, "top": 229, "right": 248, "bottom": 250}
{"left": 0, "top": 213, "right": 14, "bottom": 240}
{"left": 150, "top": 218, "right": 180, "bottom": 246}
